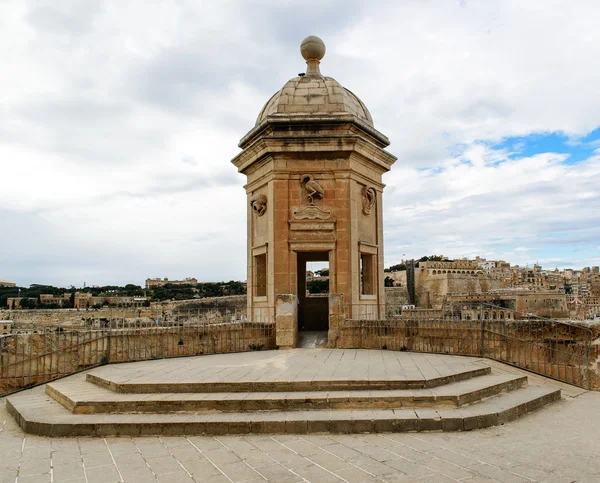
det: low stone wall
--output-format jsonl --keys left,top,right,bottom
{"left": 338, "top": 318, "right": 600, "bottom": 390}
{"left": 0, "top": 320, "right": 273, "bottom": 395}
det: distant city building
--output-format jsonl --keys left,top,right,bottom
{"left": 74, "top": 292, "right": 147, "bottom": 309}
{"left": 385, "top": 256, "right": 600, "bottom": 320}
{"left": 0, "top": 280, "right": 16, "bottom": 287}
{"left": 6, "top": 294, "right": 72, "bottom": 309}
{"left": 39, "top": 293, "right": 72, "bottom": 306}
{"left": 445, "top": 290, "right": 569, "bottom": 319}
{"left": 145, "top": 277, "right": 198, "bottom": 289}
{"left": 6, "top": 293, "right": 147, "bottom": 309}
{"left": 1, "top": 320, "right": 13, "bottom": 335}
{"left": 419, "top": 259, "right": 480, "bottom": 273}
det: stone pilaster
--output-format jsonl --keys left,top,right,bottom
{"left": 276, "top": 294, "right": 298, "bottom": 349}
{"left": 327, "top": 293, "right": 345, "bottom": 348}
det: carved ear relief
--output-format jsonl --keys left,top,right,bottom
{"left": 362, "top": 186, "right": 376, "bottom": 215}
{"left": 250, "top": 194, "right": 267, "bottom": 216}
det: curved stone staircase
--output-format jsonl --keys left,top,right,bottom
{"left": 5, "top": 349, "right": 561, "bottom": 437}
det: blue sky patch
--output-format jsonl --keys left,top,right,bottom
{"left": 493, "top": 128, "right": 600, "bottom": 165}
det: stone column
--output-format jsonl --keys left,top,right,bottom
{"left": 276, "top": 294, "right": 298, "bottom": 349}
{"left": 327, "top": 293, "right": 345, "bottom": 348}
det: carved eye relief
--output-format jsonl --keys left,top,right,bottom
{"left": 250, "top": 194, "right": 267, "bottom": 216}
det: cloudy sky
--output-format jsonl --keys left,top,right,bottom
{"left": 1, "top": 0, "right": 599, "bottom": 287}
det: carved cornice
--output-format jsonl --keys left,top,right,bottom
{"left": 232, "top": 136, "right": 396, "bottom": 175}
{"left": 238, "top": 115, "right": 390, "bottom": 149}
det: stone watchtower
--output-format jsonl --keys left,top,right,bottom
{"left": 232, "top": 36, "right": 396, "bottom": 347}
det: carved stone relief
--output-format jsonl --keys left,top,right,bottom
{"left": 250, "top": 194, "right": 267, "bottom": 216}
{"left": 301, "top": 174, "right": 324, "bottom": 205}
{"left": 292, "top": 205, "right": 332, "bottom": 220}
{"left": 362, "top": 186, "right": 376, "bottom": 215}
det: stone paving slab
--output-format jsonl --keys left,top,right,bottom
{"left": 1, "top": 389, "right": 599, "bottom": 482}
{"left": 46, "top": 373, "right": 527, "bottom": 413}
{"left": 0, "top": 349, "right": 579, "bottom": 481}
{"left": 5, "top": 350, "right": 563, "bottom": 439}
{"left": 84, "top": 350, "right": 493, "bottom": 393}
{"left": 7, "top": 383, "right": 559, "bottom": 437}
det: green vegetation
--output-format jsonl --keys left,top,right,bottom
{"left": 384, "top": 263, "right": 406, "bottom": 272}
{"left": 307, "top": 279, "right": 329, "bottom": 294}
{"left": 18, "top": 298, "right": 40, "bottom": 309}
{"left": 385, "top": 255, "right": 449, "bottom": 273}
{"left": 1, "top": 280, "right": 247, "bottom": 309}
{"left": 419, "top": 255, "right": 447, "bottom": 262}
{"left": 150, "top": 284, "right": 196, "bottom": 301}
{"left": 85, "top": 284, "right": 145, "bottom": 296}
{"left": 149, "top": 281, "right": 246, "bottom": 301}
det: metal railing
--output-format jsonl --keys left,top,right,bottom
{"left": 0, "top": 308, "right": 275, "bottom": 397}
{"left": 3, "top": 301, "right": 597, "bottom": 395}
{"left": 339, "top": 303, "right": 597, "bottom": 390}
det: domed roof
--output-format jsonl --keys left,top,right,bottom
{"left": 255, "top": 36, "right": 374, "bottom": 127}
{"left": 256, "top": 76, "right": 374, "bottom": 126}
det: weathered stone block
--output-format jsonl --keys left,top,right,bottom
{"left": 276, "top": 294, "right": 298, "bottom": 348}
{"left": 276, "top": 330, "right": 297, "bottom": 348}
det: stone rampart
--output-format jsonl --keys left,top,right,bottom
{"left": 415, "top": 271, "right": 504, "bottom": 308}
{"left": 0, "top": 295, "right": 248, "bottom": 329}
{"left": 384, "top": 287, "right": 410, "bottom": 306}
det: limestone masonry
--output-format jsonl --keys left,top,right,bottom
{"left": 232, "top": 36, "right": 396, "bottom": 347}
{"left": 386, "top": 257, "right": 600, "bottom": 320}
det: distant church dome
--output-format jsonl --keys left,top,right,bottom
{"left": 255, "top": 36, "right": 374, "bottom": 127}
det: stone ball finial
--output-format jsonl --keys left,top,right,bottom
{"left": 300, "top": 36, "right": 326, "bottom": 61}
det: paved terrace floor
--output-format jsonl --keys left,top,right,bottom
{"left": 1, "top": 350, "right": 598, "bottom": 483}
{"left": 85, "top": 349, "right": 490, "bottom": 387}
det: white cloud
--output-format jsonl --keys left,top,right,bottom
{"left": 0, "top": 0, "right": 599, "bottom": 285}
{"left": 383, "top": 146, "right": 600, "bottom": 268}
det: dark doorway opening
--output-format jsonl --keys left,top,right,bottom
{"left": 297, "top": 252, "right": 329, "bottom": 331}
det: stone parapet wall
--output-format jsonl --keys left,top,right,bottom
{"left": 0, "top": 320, "right": 274, "bottom": 396}
{"left": 337, "top": 317, "right": 600, "bottom": 390}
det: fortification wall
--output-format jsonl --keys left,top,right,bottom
{"left": 514, "top": 294, "right": 568, "bottom": 318}
{"left": 384, "top": 287, "right": 410, "bottom": 306}
{"left": 0, "top": 295, "right": 248, "bottom": 329}
{"left": 415, "top": 272, "right": 504, "bottom": 308}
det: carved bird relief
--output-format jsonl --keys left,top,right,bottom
{"left": 301, "top": 174, "right": 324, "bottom": 205}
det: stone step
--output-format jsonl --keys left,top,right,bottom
{"left": 6, "top": 384, "right": 560, "bottom": 437}
{"left": 46, "top": 373, "right": 527, "bottom": 414}
{"left": 86, "top": 366, "right": 492, "bottom": 393}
